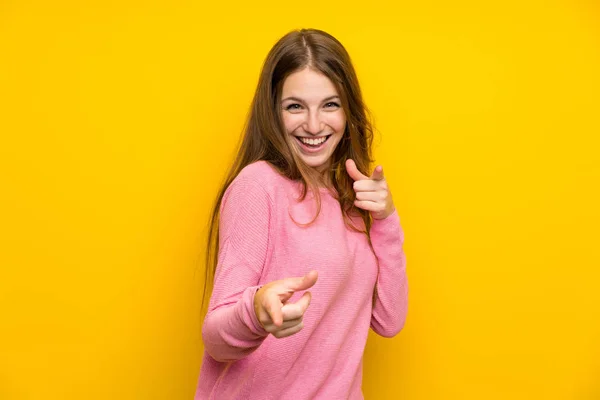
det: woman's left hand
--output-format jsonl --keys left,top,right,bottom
{"left": 346, "top": 159, "right": 396, "bottom": 220}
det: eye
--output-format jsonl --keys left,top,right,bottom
{"left": 285, "top": 103, "right": 302, "bottom": 111}
{"left": 324, "top": 102, "right": 340, "bottom": 109}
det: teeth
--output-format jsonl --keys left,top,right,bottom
{"left": 300, "top": 136, "right": 327, "bottom": 145}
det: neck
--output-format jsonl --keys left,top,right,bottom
{"left": 316, "top": 165, "right": 334, "bottom": 188}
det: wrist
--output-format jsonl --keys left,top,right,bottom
{"left": 374, "top": 205, "right": 396, "bottom": 220}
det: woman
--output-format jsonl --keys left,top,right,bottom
{"left": 195, "top": 28, "right": 408, "bottom": 399}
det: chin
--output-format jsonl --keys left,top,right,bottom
{"left": 300, "top": 157, "right": 328, "bottom": 170}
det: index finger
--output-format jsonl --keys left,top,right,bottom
{"left": 281, "top": 291, "right": 312, "bottom": 321}
{"left": 370, "top": 165, "right": 385, "bottom": 181}
{"left": 265, "top": 295, "right": 284, "bottom": 327}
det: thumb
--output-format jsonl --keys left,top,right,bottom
{"left": 346, "top": 159, "right": 369, "bottom": 181}
{"left": 282, "top": 270, "right": 318, "bottom": 292}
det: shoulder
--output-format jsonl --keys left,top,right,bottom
{"left": 222, "top": 161, "right": 283, "bottom": 208}
{"left": 218, "top": 163, "right": 277, "bottom": 240}
{"left": 230, "top": 161, "right": 285, "bottom": 195}
{"left": 236, "top": 161, "right": 281, "bottom": 184}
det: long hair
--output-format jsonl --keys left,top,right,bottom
{"left": 202, "top": 28, "right": 375, "bottom": 310}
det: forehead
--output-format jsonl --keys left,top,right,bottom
{"left": 281, "top": 67, "right": 339, "bottom": 100}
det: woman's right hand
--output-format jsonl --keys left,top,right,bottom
{"left": 253, "top": 270, "right": 318, "bottom": 339}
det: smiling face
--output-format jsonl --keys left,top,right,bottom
{"left": 280, "top": 67, "right": 347, "bottom": 173}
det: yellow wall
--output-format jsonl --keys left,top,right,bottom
{"left": 1, "top": 1, "right": 599, "bottom": 399}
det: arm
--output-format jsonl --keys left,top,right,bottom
{"left": 201, "top": 175, "right": 272, "bottom": 362}
{"left": 369, "top": 209, "right": 408, "bottom": 338}
{"left": 345, "top": 159, "right": 408, "bottom": 338}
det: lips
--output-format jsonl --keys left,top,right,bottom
{"left": 298, "top": 135, "right": 328, "bottom": 145}
{"left": 295, "top": 134, "right": 332, "bottom": 153}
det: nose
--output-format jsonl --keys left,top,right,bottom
{"left": 303, "top": 110, "right": 324, "bottom": 135}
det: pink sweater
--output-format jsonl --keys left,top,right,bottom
{"left": 195, "top": 161, "right": 408, "bottom": 399}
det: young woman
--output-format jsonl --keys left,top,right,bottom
{"left": 195, "top": 28, "right": 408, "bottom": 399}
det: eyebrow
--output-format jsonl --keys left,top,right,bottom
{"left": 281, "top": 95, "right": 340, "bottom": 103}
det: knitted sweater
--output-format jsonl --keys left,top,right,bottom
{"left": 195, "top": 161, "right": 408, "bottom": 399}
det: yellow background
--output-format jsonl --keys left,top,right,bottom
{"left": 1, "top": 1, "right": 599, "bottom": 399}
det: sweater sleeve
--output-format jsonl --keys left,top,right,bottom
{"left": 369, "top": 209, "right": 408, "bottom": 338}
{"left": 201, "top": 175, "right": 272, "bottom": 362}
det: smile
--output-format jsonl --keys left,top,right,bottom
{"left": 295, "top": 135, "right": 331, "bottom": 148}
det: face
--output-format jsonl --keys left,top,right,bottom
{"left": 281, "top": 67, "right": 346, "bottom": 173}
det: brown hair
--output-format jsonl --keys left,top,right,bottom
{"left": 202, "top": 28, "right": 375, "bottom": 310}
